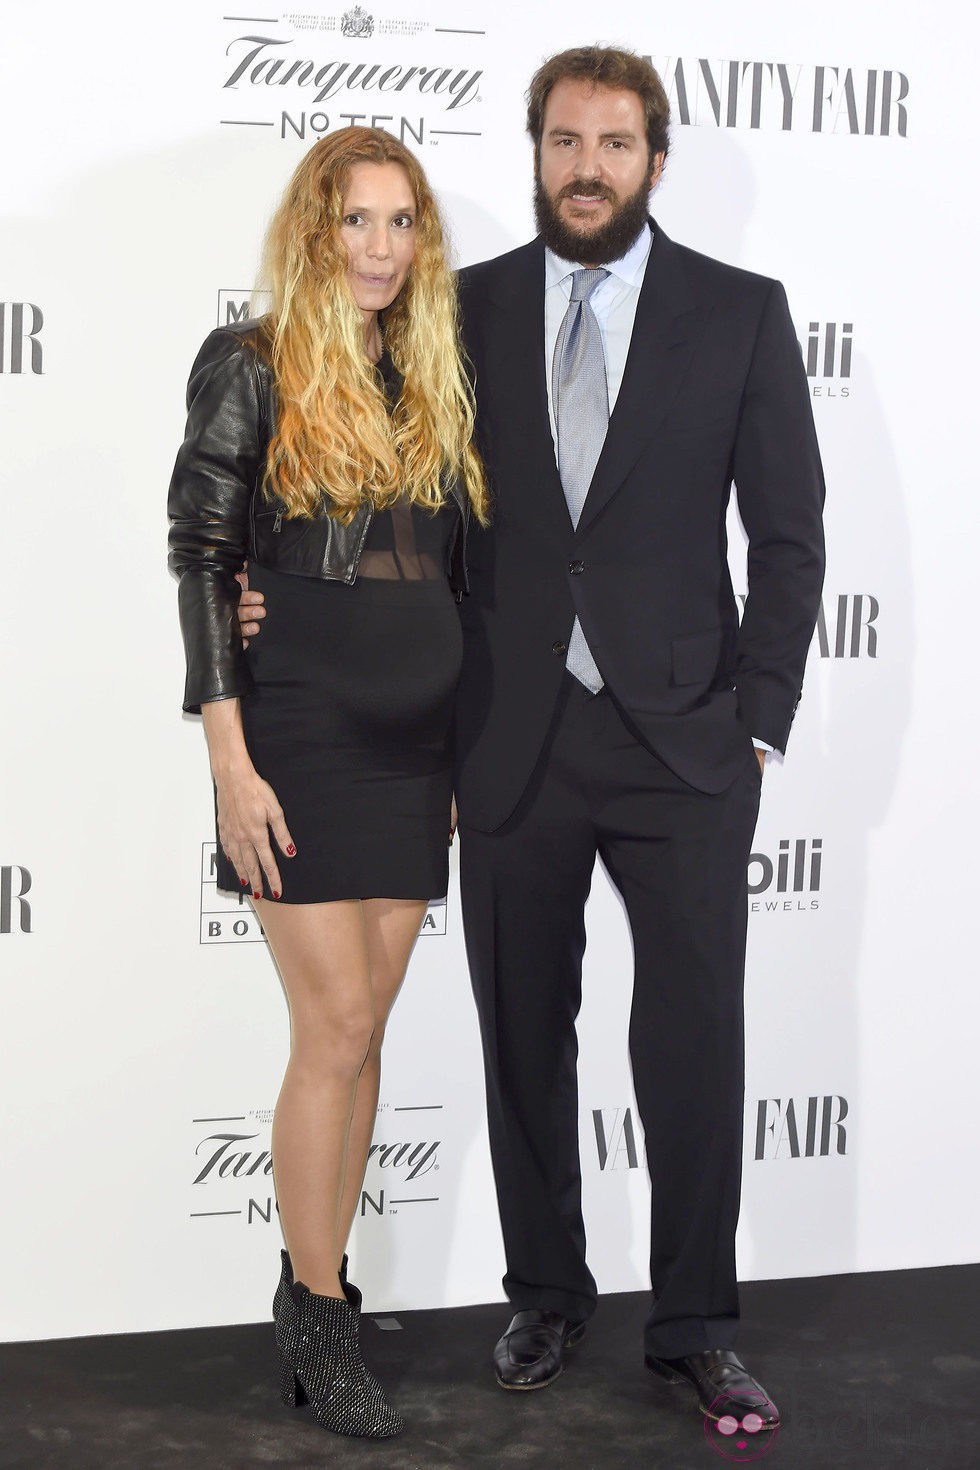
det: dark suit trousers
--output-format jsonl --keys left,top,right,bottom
{"left": 459, "top": 676, "right": 762, "bottom": 1359}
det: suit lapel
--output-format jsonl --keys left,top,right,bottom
{"left": 483, "top": 241, "right": 568, "bottom": 533}
{"left": 578, "top": 224, "right": 707, "bottom": 534}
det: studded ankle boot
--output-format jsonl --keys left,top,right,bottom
{"left": 276, "top": 1278, "right": 403, "bottom": 1438}
{"left": 273, "top": 1248, "right": 294, "bottom": 1329}
{"left": 273, "top": 1249, "right": 361, "bottom": 1318}
{"left": 339, "top": 1253, "right": 362, "bottom": 1312}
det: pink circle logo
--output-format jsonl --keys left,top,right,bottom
{"left": 703, "top": 1392, "right": 779, "bottom": 1461}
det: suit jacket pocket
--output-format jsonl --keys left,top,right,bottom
{"left": 670, "top": 628, "right": 722, "bottom": 686}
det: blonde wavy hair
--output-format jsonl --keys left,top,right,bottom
{"left": 258, "top": 127, "right": 488, "bottom": 524}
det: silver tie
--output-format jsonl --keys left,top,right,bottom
{"left": 553, "top": 267, "right": 609, "bottom": 693}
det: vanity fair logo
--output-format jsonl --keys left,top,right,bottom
{"left": 736, "top": 594, "right": 878, "bottom": 660}
{"left": 646, "top": 57, "right": 908, "bottom": 136}
{"left": 815, "top": 595, "right": 878, "bottom": 659}
{"left": 1, "top": 866, "right": 32, "bottom": 934}
{"left": 200, "top": 843, "right": 446, "bottom": 941}
{"left": 754, "top": 1095, "right": 849, "bottom": 1159}
{"left": 0, "top": 303, "right": 43, "bottom": 374}
{"left": 592, "top": 1107, "right": 642, "bottom": 1170}
{"left": 596, "top": 1098, "right": 849, "bottom": 1171}
{"left": 219, "top": 12, "right": 484, "bottom": 145}
{"left": 190, "top": 1104, "right": 442, "bottom": 1225}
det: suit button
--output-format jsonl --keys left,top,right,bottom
{"left": 552, "top": 641, "right": 567, "bottom": 655}
{"left": 569, "top": 560, "right": 585, "bottom": 574}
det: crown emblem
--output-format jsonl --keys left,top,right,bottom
{"left": 341, "top": 5, "right": 375, "bottom": 37}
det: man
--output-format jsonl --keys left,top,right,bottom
{"left": 452, "top": 47, "right": 823, "bottom": 1429}
{"left": 240, "top": 46, "right": 824, "bottom": 1431}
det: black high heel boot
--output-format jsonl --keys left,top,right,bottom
{"left": 273, "top": 1249, "right": 361, "bottom": 1318}
{"left": 273, "top": 1248, "right": 294, "bottom": 1328}
{"left": 276, "top": 1278, "right": 403, "bottom": 1438}
{"left": 273, "top": 1250, "right": 378, "bottom": 1407}
{"left": 339, "top": 1253, "right": 362, "bottom": 1312}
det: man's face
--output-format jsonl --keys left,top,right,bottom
{"left": 534, "top": 77, "right": 664, "bottom": 264}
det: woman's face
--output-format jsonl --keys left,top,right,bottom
{"left": 340, "top": 161, "right": 417, "bottom": 319}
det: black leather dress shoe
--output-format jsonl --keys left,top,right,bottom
{"left": 645, "top": 1349, "right": 780, "bottom": 1427}
{"left": 493, "top": 1310, "right": 587, "bottom": 1390}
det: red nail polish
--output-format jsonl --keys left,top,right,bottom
{"left": 286, "top": 844, "right": 295, "bottom": 856}
{"left": 272, "top": 891, "right": 280, "bottom": 899}
{"left": 240, "top": 877, "right": 248, "bottom": 886}
{"left": 253, "top": 891, "right": 261, "bottom": 899}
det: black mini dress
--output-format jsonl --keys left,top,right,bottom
{"left": 214, "top": 366, "right": 462, "bottom": 904}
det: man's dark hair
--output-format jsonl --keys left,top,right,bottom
{"left": 526, "top": 46, "right": 671, "bottom": 168}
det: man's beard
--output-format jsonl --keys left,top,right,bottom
{"left": 533, "top": 170, "right": 652, "bottom": 264}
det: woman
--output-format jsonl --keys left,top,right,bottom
{"left": 168, "top": 128, "right": 487, "bottom": 1439}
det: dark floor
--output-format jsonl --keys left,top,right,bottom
{"left": 1, "top": 1265, "right": 976, "bottom": 1470}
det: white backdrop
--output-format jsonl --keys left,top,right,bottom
{"left": 3, "top": 1, "right": 978, "bottom": 1341}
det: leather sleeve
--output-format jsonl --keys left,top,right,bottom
{"left": 732, "top": 280, "right": 826, "bottom": 752}
{"left": 167, "top": 329, "right": 264, "bottom": 713}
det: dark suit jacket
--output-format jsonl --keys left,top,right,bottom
{"left": 455, "top": 221, "right": 826, "bottom": 832}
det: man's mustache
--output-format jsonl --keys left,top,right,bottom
{"left": 557, "top": 179, "right": 617, "bottom": 205}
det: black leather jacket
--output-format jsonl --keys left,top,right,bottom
{"left": 168, "top": 321, "right": 470, "bottom": 712}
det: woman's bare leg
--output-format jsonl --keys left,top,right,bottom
{"left": 335, "top": 897, "right": 427, "bottom": 1261}
{"left": 256, "top": 896, "right": 375, "bottom": 1298}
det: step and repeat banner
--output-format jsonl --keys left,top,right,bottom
{"left": 3, "top": 3, "right": 978, "bottom": 1340}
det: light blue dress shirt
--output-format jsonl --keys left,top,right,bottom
{"left": 544, "top": 224, "right": 652, "bottom": 440}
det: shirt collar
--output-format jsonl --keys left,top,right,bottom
{"left": 545, "top": 222, "right": 653, "bottom": 291}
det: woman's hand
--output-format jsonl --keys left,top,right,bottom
{"left": 215, "top": 763, "right": 295, "bottom": 898}
{"left": 202, "top": 696, "right": 295, "bottom": 897}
